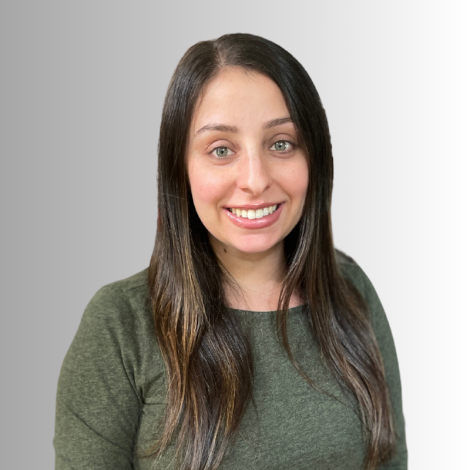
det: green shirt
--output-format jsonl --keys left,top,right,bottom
{"left": 54, "top": 251, "right": 407, "bottom": 469}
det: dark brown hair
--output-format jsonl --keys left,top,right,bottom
{"left": 147, "top": 32, "right": 397, "bottom": 470}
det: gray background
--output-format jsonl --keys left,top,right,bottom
{"left": 1, "top": 1, "right": 469, "bottom": 468}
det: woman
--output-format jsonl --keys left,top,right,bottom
{"left": 54, "top": 33, "right": 407, "bottom": 470}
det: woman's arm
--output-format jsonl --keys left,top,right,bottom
{"left": 339, "top": 253, "right": 408, "bottom": 469}
{"left": 54, "top": 283, "right": 143, "bottom": 469}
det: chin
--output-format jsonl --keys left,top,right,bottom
{"left": 229, "top": 235, "right": 281, "bottom": 254}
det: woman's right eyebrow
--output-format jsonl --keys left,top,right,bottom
{"left": 196, "top": 123, "right": 238, "bottom": 134}
{"left": 196, "top": 116, "right": 293, "bottom": 135}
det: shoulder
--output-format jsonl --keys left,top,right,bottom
{"left": 62, "top": 267, "right": 161, "bottom": 399}
{"left": 55, "top": 269, "right": 156, "bottom": 465}
{"left": 88, "top": 267, "right": 150, "bottom": 312}
{"left": 335, "top": 247, "right": 365, "bottom": 283}
{"left": 334, "top": 248, "right": 389, "bottom": 336}
{"left": 82, "top": 268, "right": 151, "bottom": 328}
{"left": 334, "top": 249, "right": 401, "bottom": 383}
{"left": 335, "top": 250, "right": 407, "bottom": 464}
{"left": 63, "top": 267, "right": 152, "bottom": 374}
{"left": 74, "top": 267, "right": 155, "bottom": 362}
{"left": 335, "top": 248, "right": 378, "bottom": 305}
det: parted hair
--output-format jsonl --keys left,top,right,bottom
{"left": 147, "top": 32, "right": 397, "bottom": 470}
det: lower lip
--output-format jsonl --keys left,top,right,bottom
{"left": 224, "top": 203, "right": 284, "bottom": 229}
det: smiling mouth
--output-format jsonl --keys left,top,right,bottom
{"left": 225, "top": 204, "right": 281, "bottom": 220}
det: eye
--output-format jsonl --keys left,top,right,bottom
{"left": 209, "top": 140, "right": 296, "bottom": 158}
{"left": 210, "top": 146, "right": 234, "bottom": 158}
{"left": 270, "top": 140, "right": 296, "bottom": 153}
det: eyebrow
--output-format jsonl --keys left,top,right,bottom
{"left": 195, "top": 116, "right": 293, "bottom": 135}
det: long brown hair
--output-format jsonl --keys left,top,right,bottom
{"left": 147, "top": 33, "right": 397, "bottom": 469}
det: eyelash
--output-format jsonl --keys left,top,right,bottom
{"left": 209, "top": 140, "right": 296, "bottom": 158}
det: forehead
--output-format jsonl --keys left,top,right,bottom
{"left": 190, "top": 68, "right": 290, "bottom": 135}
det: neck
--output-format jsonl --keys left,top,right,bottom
{"left": 209, "top": 235, "right": 302, "bottom": 312}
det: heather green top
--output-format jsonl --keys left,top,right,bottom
{"left": 54, "top": 251, "right": 407, "bottom": 469}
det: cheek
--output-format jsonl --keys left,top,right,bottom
{"left": 281, "top": 160, "right": 309, "bottom": 204}
{"left": 188, "top": 166, "right": 226, "bottom": 210}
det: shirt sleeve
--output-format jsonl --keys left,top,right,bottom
{"left": 54, "top": 283, "right": 143, "bottom": 469}
{"left": 344, "top": 261, "right": 408, "bottom": 470}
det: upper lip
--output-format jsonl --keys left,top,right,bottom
{"left": 223, "top": 202, "right": 283, "bottom": 210}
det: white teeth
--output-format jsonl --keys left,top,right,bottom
{"left": 228, "top": 204, "right": 278, "bottom": 219}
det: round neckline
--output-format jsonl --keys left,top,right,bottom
{"left": 226, "top": 303, "right": 308, "bottom": 314}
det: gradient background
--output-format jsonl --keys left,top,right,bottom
{"left": 1, "top": 1, "right": 469, "bottom": 468}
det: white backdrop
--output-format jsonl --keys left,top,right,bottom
{"left": 1, "top": 1, "right": 469, "bottom": 468}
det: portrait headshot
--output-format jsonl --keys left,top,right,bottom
{"left": 1, "top": 2, "right": 468, "bottom": 470}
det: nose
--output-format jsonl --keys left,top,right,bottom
{"left": 236, "top": 149, "right": 272, "bottom": 196}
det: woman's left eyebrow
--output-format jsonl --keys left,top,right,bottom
{"left": 196, "top": 116, "right": 293, "bottom": 135}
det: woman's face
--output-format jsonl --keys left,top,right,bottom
{"left": 186, "top": 67, "right": 309, "bottom": 256}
